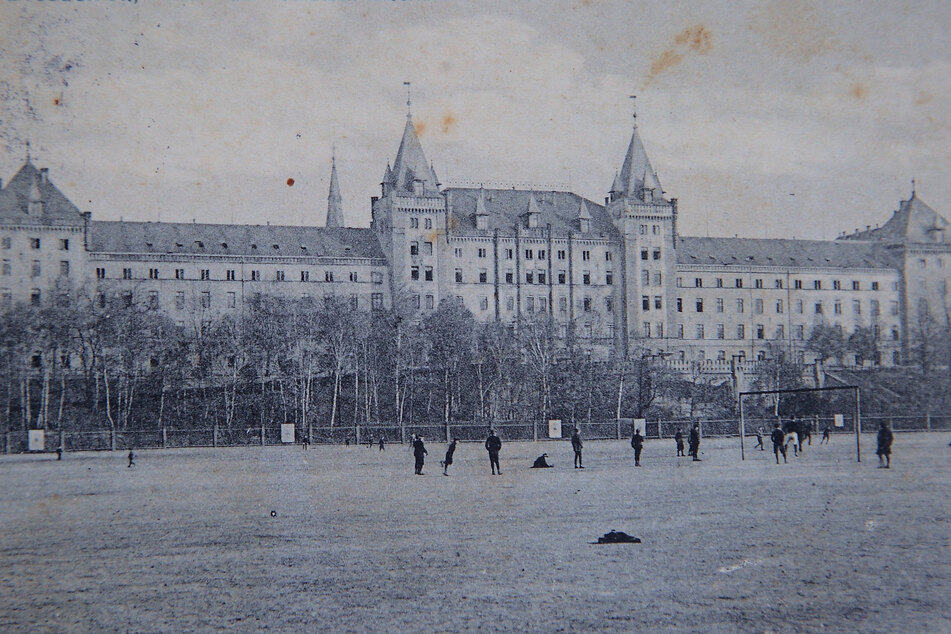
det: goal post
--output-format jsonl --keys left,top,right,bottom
{"left": 738, "top": 385, "right": 861, "bottom": 462}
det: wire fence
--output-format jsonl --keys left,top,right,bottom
{"left": 2, "top": 414, "right": 949, "bottom": 454}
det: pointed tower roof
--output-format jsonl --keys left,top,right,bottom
{"left": 326, "top": 152, "right": 345, "bottom": 228}
{"left": 526, "top": 191, "right": 542, "bottom": 216}
{"left": 616, "top": 122, "right": 662, "bottom": 200}
{"left": 382, "top": 162, "right": 393, "bottom": 185}
{"left": 610, "top": 171, "right": 622, "bottom": 194}
{"left": 577, "top": 198, "right": 592, "bottom": 220}
{"left": 871, "top": 192, "right": 950, "bottom": 244}
{"left": 0, "top": 161, "right": 83, "bottom": 225}
{"left": 390, "top": 114, "right": 440, "bottom": 195}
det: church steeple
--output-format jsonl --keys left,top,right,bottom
{"left": 326, "top": 150, "right": 345, "bottom": 228}
{"left": 385, "top": 90, "right": 440, "bottom": 196}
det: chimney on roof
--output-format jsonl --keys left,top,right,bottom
{"left": 39, "top": 168, "right": 49, "bottom": 185}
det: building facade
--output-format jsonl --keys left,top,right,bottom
{"left": 2, "top": 111, "right": 947, "bottom": 368}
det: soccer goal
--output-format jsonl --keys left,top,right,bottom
{"left": 738, "top": 385, "right": 862, "bottom": 462}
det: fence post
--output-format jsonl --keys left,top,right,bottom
{"left": 5, "top": 432, "right": 9, "bottom": 454}
{"left": 616, "top": 418, "right": 621, "bottom": 440}
{"left": 111, "top": 429, "right": 116, "bottom": 451}
{"left": 356, "top": 424, "right": 361, "bottom": 446}
{"left": 59, "top": 430, "right": 64, "bottom": 453}
{"left": 533, "top": 419, "right": 538, "bottom": 442}
{"left": 657, "top": 420, "right": 663, "bottom": 439}
{"left": 162, "top": 426, "right": 167, "bottom": 449}
{"left": 213, "top": 424, "right": 218, "bottom": 448}
{"left": 308, "top": 421, "right": 313, "bottom": 445}
{"left": 926, "top": 413, "right": 931, "bottom": 432}
{"left": 261, "top": 423, "right": 265, "bottom": 447}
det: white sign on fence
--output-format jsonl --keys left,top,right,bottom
{"left": 834, "top": 414, "right": 845, "bottom": 427}
{"left": 28, "top": 429, "right": 45, "bottom": 452}
{"left": 633, "top": 418, "right": 647, "bottom": 434}
{"left": 548, "top": 419, "right": 562, "bottom": 438}
{"left": 280, "top": 424, "right": 295, "bottom": 443}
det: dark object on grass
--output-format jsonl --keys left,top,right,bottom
{"left": 596, "top": 530, "right": 641, "bottom": 544}
{"left": 531, "top": 453, "right": 552, "bottom": 468}
{"left": 270, "top": 510, "right": 277, "bottom": 517}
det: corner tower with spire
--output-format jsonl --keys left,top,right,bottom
{"left": 606, "top": 102, "right": 679, "bottom": 351}
{"left": 325, "top": 151, "right": 345, "bottom": 228}
{"left": 371, "top": 85, "right": 447, "bottom": 314}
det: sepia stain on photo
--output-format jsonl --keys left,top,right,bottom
{"left": 0, "top": 1, "right": 949, "bottom": 631}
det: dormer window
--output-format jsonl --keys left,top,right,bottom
{"left": 196, "top": 241, "right": 204, "bottom": 248}
{"left": 528, "top": 213, "right": 539, "bottom": 229}
{"left": 579, "top": 218, "right": 590, "bottom": 233}
{"left": 476, "top": 214, "right": 488, "bottom": 230}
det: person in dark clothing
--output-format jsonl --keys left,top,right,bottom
{"left": 821, "top": 426, "right": 831, "bottom": 445}
{"left": 753, "top": 428, "right": 764, "bottom": 451}
{"left": 379, "top": 436, "right": 386, "bottom": 451}
{"left": 571, "top": 427, "right": 584, "bottom": 468}
{"left": 302, "top": 435, "right": 309, "bottom": 450}
{"left": 127, "top": 448, "right": 135, "bottom": 468}
{"left": 674, "top": 430, "right": 685, "bottom": 457}
{"left": 877, "top": 422, "right": 893, "bottom": 469}
{"left": 485, "top": 430, "right": 502, "bottom": 475}
{"left": 631, "top": 429, "right": 645, "bottom": 466}
{"left": 412, "top": 436, "right": 427, "bottom": 475}
{"left": 531, "top": 453, "right": 552, "bottom": 468}
{"left": 688, "top": 425, "right": 701, "bottom": 461}
{"left": 771, "top": 423, "right": 787, "bottom": 464}
{"left": 441, "top": 438, "right": 457, "bottom": 475}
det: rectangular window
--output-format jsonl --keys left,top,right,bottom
{"left": 815, "top": 302, "right": 823, "bottom": 314}
{"left": 736, "top": 298, "right": 744, "bottom": 313}
{"left": 606, "top": 271, "right": 613, "bottom": 285}
{"left": 582, "top": 250, "right": 590, "bottom": 261}
{"left": 424, "top": 218, "right": 432, "bottom": 230}
{"left": 694, "top": 277, "right": 703, "bottom": 288}
{"left": 96, "top": 267, "right": 106, "bottom": 279}
{"left": 0, "top": 260, "right": 9, "bottom": 276}
{"left": 325, "top": 270, "right": 334, "bottom": 282}
{"left": 410, "top": 217, "right": 419, "bottom": 228}
{"left": 871, "top": 281, "right": 879, "bottom": 291}
{"left": 796, "top": 325, "right": 804, "bottom": 340}
{"left": 350, "top": 295, "right": 359, "bottom": 310}
{"left": 506, "top": 271, "right": 514, "bottom": 284}
{"left": 735, "top": 278, "right": 743, "bottom": 289}
{"left": 526, "top": 296, "right": 535, "bottom": 313}
{"left": 424, "top": 242, "right": 433, "bottom": 256}
{"left": 0, "top": 289, "right": 10, "bottom": 308}
{"left": 480, "top": 296, "right": 489, "bottom": 311}
{"left": 526, "top": 271, "right": 534, "bottom": 284}
{"left": 643, "top": 322, "right": 651, "bottom": 338}
{"left": 717, "top": 324, "right": 725, "bottom": 339}
{"left": 559, "top": 296, "right": 568, "bottom": 312}
{"left": 716, "top": 278, "right": 723, "bottom": 288}
{"left": 173, "top": 268, "right": 183, "bottom": 280}
{"left": 754, "top": 298, "right": 764, "bottom": 314}
{"left": 557, "top": 271, "right": 566, "bottom": 284}
{"left": 410, "top": 266, "right": 419, "bottom": 281}
{"left": 583, "top": 297, "right": 592, "bottom": 312}
{"left": 890, "top": 300, "right": 898, "bottom": 316}
{"left": 794, "top": 279, "right": 802, "bottom": 289}
{"left": 696, "top": 298, "right": 703, "bottom": 312}
{"left": 122, "top": 268, "right": 133, "bottom": 280}
{"left": 641, "top": 270, "right": 650, "bottom": 286}
{"left": 276, "top": 270, "right": 285, "bottom": 282}
{"left": 605, "top": 251, "right": 612, "bottom": 262}
{"left": 775, "top": 279, "right": 783, "bottom": 289}
{"left": 642, "top": 295, "right": 650, "bottom": 310}
{"left": 813, "top": 280, "right": 822, "bottom": 290}
{"left": 538, "top": 250, "right": 546, "bottom": 260}
{"left": 60, "top": 261, "right": 71, "bottom": 277}
{"left": 754, "top": 279, "right": 763, "bottom": 289}
{"left": 557, "top": 250, "right": 565, "bottom": 260}
{"left": 300, "top": 271, "right": 310, "bottom": 282}
{"left": 455, "top": 269, "right": 463, "bottom": 283}
{"left": 507, "top": 296, "right": 515, "bottom": 311}
{"left": 641, "top": 249, "right": 648, "bottom": 261}
{"left": 1, "top": 237, "right": 10, "bottom": 249}
{"left": 453, "top": 248, "right": 462, "bottom": 258}
{"left": 424, "top": 267, "right": 433, "bottom": 281}
{"left": 525, "top": 249, "right": 533, "bottom": 260}
{"left": 852, "top": 280, "right": 860, "bottom": 290}
{"left": 174, "top": 291, "right": 185, "bottom": 309}
{"left": 676, "top": 298, "right": 683, "bottom": 313}
{"left": 677, "top": 324, "right": 684, "bottom": 339}
{"left": 853, "top": 299, "right": 861, "bottom": 315}
{"left": 227, "top": 291, "right": 236, "bottom": 308}
{"left": 537, "top": 271, "right": 546, "bottom": 285}
{"left": 653, "top": 272, "right": 662, "bottom": 286}
{"left": 226, "top": 270, "right": 236, "bottom": 281}
{"left": 371, "top": 293, "right": 384, "bottom": 310}
{"left": 148, "top": 291, "right": 160, "bottom": 309}
{"left": 870, "top": 300, "right": 880, "bottom": 316}
{"left": 30, "top": 261, "right": 41, "bottom": 277}
{"left": 715, "top": 298, "right": 724, "bottom": 313}
{"left": 582, "top": 272, "right": 590, "bottom": 285}
{"left": 347, "top": 271, "right": 357, "bottom": 282}
{"left": 506, "top": 249, "right": 514, "bottom": 260}
{"left": 605, "top": 297, "right": 614, "bottom": 312}
{"left": 776, "top": 324, "right": 785, "bottom": 339}
{"left": 654, "top": 296, "right": 662, "bottom": 310}
{"left": 652, "top": 249, "right": 661, "bottom": 260}
{"left": 479, "top": 269, "right": 488, "bottom": 283}
{"left": 201, "top": 269, "right": 210, "bottom": 281}
{"left": 200, "top": 291, "right": 211, "bottom": 309}
{"left": 757, "top": 324, "right": 765, "bottom": 339}
{"left": 833, "top": 280, "right": 841, "bottom": 290}
{"left": 30, "top": 238, "right": 41, "bottom": 250}
{"left": 59, "top": 238, "right": 69, "bottom": 251}
{"left": 371, "top": 271, "right": 384, "bottom": 284}
{"left": 425, "top": 295, "right": 434, "bottom": 309}
{"left": 696, "top": 324, "right": 704, "bottom": 339}
{"left": 737, "top": 324, "right": 745, "bottom": 339}
{"left": 410, "top": 241, "right": 419, "bottom": 255}
{"left": 31, "top": 289, "right": 41, "bottom": 306}
{"left": 776, "top": 299, "right": 784, "bottom": 313}
{"left": 250, "top": 270, "right": 260, "bottom": 281}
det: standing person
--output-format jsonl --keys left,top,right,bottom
{"left": 820, "top": 426, "right": 831, "bottom": 445}
{"left": 127, "top": 448, "right": 136, "bottom": 468}
{"left": 877, "top": 422, "right": 893, "bottom": 469}
{"left": 675, "top": 429, "right": 685, "bottom": 457}
{"left": 302, "top": 434, "right": 309, "bottom": 450}
{"left": 631, "top": 428, "right": 645, "bottom": 466}
{"left": 771, "top": 423, "right": 787, "bottom": 464}
{"left": 412, "top": 435, "right": 427, "bottom": 475}
{"left": 379, "top": 435, "right": 386, "bottom": 451}
{"left": 571, "top": 427, "right": 584, "bottom": 469}
{"left": 441, "top": 438, "right": 457, "bottom": 476}
{"left": 485, "top": 429, "right": 502, "bottom": 475}
{"left": 754, "top": 427, "right": 764, "bottom": 451}
{"left": 688, "top": 424, "right": 701, "bottom": 461}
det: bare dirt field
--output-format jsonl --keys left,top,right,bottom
{"left": 0, "top": 432, "right": 949, "bottom": 632}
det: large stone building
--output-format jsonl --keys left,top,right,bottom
{"left": 2, "top": 110, "right": 947, "bottom": 368}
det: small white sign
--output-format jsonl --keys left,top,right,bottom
{"left": 633, "top": 418, "right": 646, "bottom": 434}
{"left": 28, "top": 429, "right": 45, "bottom": 452}
{"left": 281, "top": 424, "right": 295, "bottom": 443}
{"left": 548, "top": 419, "right": 562, "bottom": 439}
{"left": 834, "top": 414, "right": 845, "bottom": 427}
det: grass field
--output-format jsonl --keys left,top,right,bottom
{"left": 0, "top": 432, "right": 949, "bottom": 632}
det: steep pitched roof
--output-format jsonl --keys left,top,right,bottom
{"left": 89, "top": 221, "right": 384, "bottom": 260}
{"left": 386, "top": 115, "right": 440, "bottom": 194}
{"left": 0, "top": 162, "right": 84, "bottom": 226}
{"left": 326, "top": 154, "right": 345, "bottom": 228}
{"left": 615, "top": 123, "right": 662, "bottom": 199}
{"left": 676, "top": 236, "right": 899, "bottom": 269}
{"left": 446, "top": 188, "right": 620, "bottom": 238}
{"left": 843, "top": 194, "right": 950, "bottom": 245}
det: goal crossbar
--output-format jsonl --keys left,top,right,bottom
{"left": 738, "top": 385, "right": 862, "bottom": 462}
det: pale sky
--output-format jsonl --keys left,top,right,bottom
{"left": 1, "top": 0, "right": 949, "bottom": 240}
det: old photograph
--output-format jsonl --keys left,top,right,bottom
{"left": 0, "top": 0, "right": 949, "bottom": 630}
